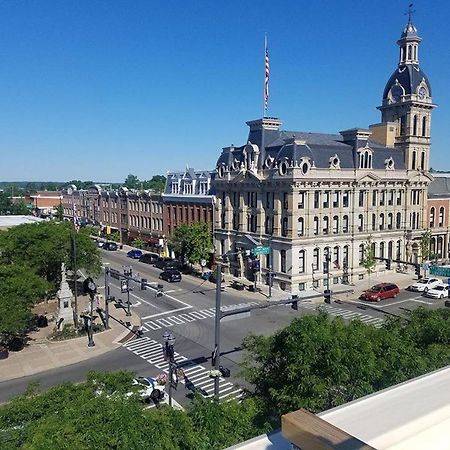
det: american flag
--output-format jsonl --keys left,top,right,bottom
{"left": 264, "top": 36, "right": 269, "bottom": 113}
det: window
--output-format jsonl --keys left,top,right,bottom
{"left": 397, "top": 191, "right": 402, "bottom": 206}
{"left": 413, "top": 115, "right": 418, "bottom": 135}
{"left": 420, "top": 152, "right": 426, "bottom": 171}
{"left": 411, "top": 190, "right": 420, "bottom": 205}
{"left": 280, "top": 250, "right": 286, "bottom": 273}
{"left": 299, "top": 283, "right": 305, "bottom": 291}
{"left": 439, "top": 207, "right": 445, "bottom": 227}
{"left": 343, "top": 245, "right": 349, "bottom": 268}
{"left": 323, "top": 247, "right": 331, "bottom": 273}
{"left": 396, "top": 240, "right": 401, "bottom": 260}
{"left": 379, "top": 242, "right": 385, "bottom": 258}
{"left": 333, "top": 191, "right": 340, "bottom": 208}
{"left": 323, "top": 216, "right": 329, "bottom": 234}
{"left": 323, "top": 191, "right": 330, "bottom": 208}
{"left": 232, "top": 192, "right": 239, "bottom": 207}
{"left": 233, "top": 213, "right": 239, "bottom": 230}
{"left": 388, "top": 213, "right": 393, "bottom": 229}
{"left": 298, "top": 191, "right": 305, "bottom": 209}
{"left": 313, "top": 280, "right": 320, "bottom": 288}
{"left": 422, "top": 116, "right": 427, "bottom": 137}
{"left": 283, "top": 193, "right": 289, "bottom": 209}
{"left": 380, "top": 190, "right": 385, "bottom": 206}
{"left": 282, "top": 217, "right": 288, "bottom": 236}
{"left": 248, "top": 192, "right": 257, "bottom": 208}
{"left": 400, "top": 116, "right": 407, "bottom": 135}
{"left": 314, "top": 191, "right": 320, "bottom": 209}
{"left": 332, "top": 216, "right": 339, "bottom": 234}
{"left": 396, "top": 212, "right": 402, "bottom": 229}
{"left": 372, "top": 190, "right": 378, "bottom": 207}
{"left": 297, "top": 217, "right": 304, "bottom": 237}
{"left": 313, "top": 216, "right": 319, "bottom": 235}
{"left": 430, "top": 207, "right": 435, "bottom": 228}
{"left": 372, "top": 213, "right": 376, "bottom": 231}
{"left": 358, "top": 214, "right": 364, "bottom": 231}
{"left": 412, "top": 151, "right": 417, "bottom": 170}
{"left": 343, "top": 215, "right": 349, "bottom": 233}
{"left": 298, "top": 250, "right": 305, "bottom": 273}
{"left": 313, "top": 248, "right": 320, "bottom": 271}
{"left": 388, "top": 191, "right": 394, "bottom": 206}
{"left": 265, "top": 216, "right": 273, "bottom": 235}
{"left": 380, "top": 213, "right": 385, "bottom": 230}
{"left": 343, "top": 191, "right": 349, "bottom": 207}
{"left": 359, "top": 150, "right": 372, "bottom": 169}
{"left": 333, "top": 246, "right": 340, "bottom": 269}
{"left": 359, "top": 190, "right": 365, "bottom": 207}
{"left": 359, "top": 244, "right": 365, "bottom": 265}
{"left": 266, "top": 192, "right": 273, "bottom": 209}
{"left": 388, "top": 241, "right": 394, "bottom": 259}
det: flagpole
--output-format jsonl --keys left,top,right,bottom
{"left": 264, "top": 33, "right": 268, "bottom": 117}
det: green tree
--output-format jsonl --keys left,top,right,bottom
{"left": 420, "top": 230, "right": 432, "bottom": 261}
{"left": 362, "top": 235, "right": 376, "bottom": 286}
{"left": 0, "top": 192, "right": 30, "bottom": 215}
{"left": 169, "top": 222, "right": 212, "bottom": 264}
{"left": 131, "top": 239, "right": 144, "bottom": 249}
{"left": 0, "top": 265, "right": 49, "bottom": 344}
{"left": 0, "top": 222, "right": 101, "bottom": 289}
{"left": 142, "top": 175, "right": 166, "bottom": 193}
{"left": 54, "top": 203, "right": 64, "bottom": 221}
{"left": 124, "top": 174, "right": 140, "bottom": 190}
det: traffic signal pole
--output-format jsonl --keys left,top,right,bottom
{"left": 213, "top": 264, "right": 222, "bottom": 399}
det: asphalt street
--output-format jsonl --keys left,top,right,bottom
{"left": 1, "top": 247, "right": 448, "bottom": 405}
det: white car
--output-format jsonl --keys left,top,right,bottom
{"left": 408, "top": 277, "right": 441, "bottom": 293}
{"left": 425, "top": 284, "right": 449, "bottom": 299}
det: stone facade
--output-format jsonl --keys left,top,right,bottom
{"left": 213, "top": 19, "right": 435, "bottom": 294}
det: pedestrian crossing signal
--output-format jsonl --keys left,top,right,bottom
{"left": 121, "top": 279, "right": 128, "bottom": 293}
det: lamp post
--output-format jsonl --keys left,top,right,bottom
{"left": 123, "top": 266, "right": 132, "bottom": 316}
{"left": 84, "top": 278, "right": 97, "bottom": 347}
{"left": 163, "top": 330, "right": 176, "bottom": 407}
{"left": 67, "top": 185, "right": 79, "bottom": 328}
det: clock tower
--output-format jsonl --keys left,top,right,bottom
{"left": 378, "top": 18, "right": 436, "bottom": 172}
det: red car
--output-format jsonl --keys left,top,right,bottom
{"left": 359, "top": 283, "right": 399, "bottom": 302}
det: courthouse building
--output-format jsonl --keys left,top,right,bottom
{"left": 213, "top": 19, "right": 436, "bottom": 293}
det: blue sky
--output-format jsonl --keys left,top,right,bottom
{"left": 1, "top": 0, "right": 449, "bottom": 182}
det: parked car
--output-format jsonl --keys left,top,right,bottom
{"left": 159, "top": 269, "right": 182, "bottom": 282}
{"left": 359, "top": 283, "right": 400, "bottom": 302}
{"left": 96, "top": 240, "right": 105, "bottom": 248}
{"left": 408, "top": 277, "right": 441, "bottom": 293}
{"left": 127, "top": 249, "right": 143, "bottom": 259}
{"left": 103, "top": 242, "right": 118, "bottom": 251}
{"left": 154, "top": 257, "right": 180, "bottom": 270}
{"left": 139, "top": 252, "right": 160, "bottom": 265}
{"left": 425, "top": 284, "right": 449, "bottom": 299}
{"left": 131, "top": 376, "right": 165, "bottom": 403}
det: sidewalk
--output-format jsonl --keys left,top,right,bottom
{"left": 0, "top": 294, "right": 141, "bottom": 383}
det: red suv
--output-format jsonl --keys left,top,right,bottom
{"left": 359, "top": 283, "right": 399, "bottom": 302}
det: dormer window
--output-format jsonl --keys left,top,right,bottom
{"left": 358, "top": 148, "right": 373, "bottom": 169}
{"left": 385, "top": 157, "right": 395, "bottom": 170}
{"left": 329, "top": 154, "right": 340, "bottom": 169}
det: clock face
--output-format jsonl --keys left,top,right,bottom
{"left": 390, "top": 85, "right": 403, "bottom": 102}
{"left": 418, "top": 86, "right": 427, "bottom": 100}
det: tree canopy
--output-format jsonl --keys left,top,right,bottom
{"left": 0, "top": 192, "right": 31, "bottom": 215}
{"left": 0, "top": 371, "right": 267, "bottom": 450}
{"left": 169, "top": 222, "right": 212, "bottom": 264}
{"left": 123, "top": 174, "right": 166, "bottom": 193}
{"left": 241, "top": 308, "right": 450, "bottom": 423}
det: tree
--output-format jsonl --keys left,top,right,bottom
{"left": 0, "top": 222, "right": 101, "bottom": 290}
{"left": 0, "top": 192, "right": 31, "bottom": 215}
{"left": 123, "top": 174, "right": 140, "bottom": 190}
{"left": 169, "top": 222, "right": 212, "bottom": 264}
{"left": 55, "top": 203, "right": 64, "bottom": 221}
{"left": 241, "top": 309, "right": 450, "bottom": 424}
{"left": 420, "top": 230, "right": 432, "bottom": 261}
{"left": 142, "top": 175, "right": 166, "bottom": 193}
{"left": 0, "top": 265, "right": 49, "bottom": 344}
{"left": 362, "top": 235, "right": 376, "bottom": 286}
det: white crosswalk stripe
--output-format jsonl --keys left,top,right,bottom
{"left": 142, "top": 302, "right": 258, "bottom": 332}
{"left": 123, "top": 337, "right": 243, "bottom": 402}
{"left": 301, "top": 303, "right": 384, "bottom": 328}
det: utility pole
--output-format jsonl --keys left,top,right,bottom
{"left": 213, "top": 264, "right": 222, "bottom": 399}
{"left": 104, "top": 266, "right": 110, "bottom": 328}
{"left": 268, "top": 248, "right": 273, "bottom": 298}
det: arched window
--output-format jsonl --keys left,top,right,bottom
{"left": 313, "top": 248, "right": 320, "bottom": 271}
{"left": 407, "top": 45, "right": 412, "bottom": 60}
{"left": 420, "top": 152, "right": 426, "bottom": 170}
{"left": 388, "top": 213, "right": 393, "bottom": 229}
{"left": 380, "top": 213, "right": 385, "bottom": 230}
{"left": 313, "top": 216, "right": 319, "bottom": 235}
{"left": 323, "top": 216, "right": 329, "bottom": 234}
{"left": 400, "top": 116, "right": 407, "bottom": 135}
{"left": 359, "top": 244, "right": 365, "bottom": 265}
{"left": 412, "top": 151, "right": 417, "bottom": 170}
{"left": 396, "top": 240, "right": 402, "bottom": 260}
{"left": 333, "top": 246, "right": 340, "bottom": 269}
{"left": 430, "top": 207, "right": 435, "bottom": 228}
{"left": 422, "top": 116, "right": 427, "bottom": 137}
{"left": 298, "top": 250, "right": 305, "bottom": 273}
{"left": 439, "top": 207, "right": 445, "bottom": 227}
{"left": 388, "top": 241, "right": 394, "bottom": 260}
{"left": 297, "top": 217, "right": 304, "bottom": 237}
{"left": 343, "top": 215, "right": 349, "bottom": 233}
{"left": 281, "top": 217, "right": 288, "bottom": 236}
{"left": 343, "top": 245, "right": 349, "bottom": 267}
{"left": 332, "top": 215, "right": 339, "bottom": 234}
{"left": 413, "top": 115, "right": 418, "bottom": 135}
{"left": 358, "top": 214, "right": 364, "bottom": 231}
{"left": 280, "top": 250, "right": 286, "bottom": 273}
{"left": 372, "top": 213, "right": 376, "bottom": 231}
{"left": 379, "top": 242, "right": 385, "bottom": 258}
{"left": 396, "top": 212, "right": 402, "bottom": 229}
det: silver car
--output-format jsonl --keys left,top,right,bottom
{"left": 425, "top": 284, "right": 449, "bottom": 299}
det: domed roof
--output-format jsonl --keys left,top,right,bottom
{"left": 382, "top": 65, "right": 432, "bottom": 100}
{"left": 400, "top": 22, "right": 420, "bottom": 40}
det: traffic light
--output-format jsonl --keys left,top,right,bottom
{"left": 324, "top": 289, "right": 331, "bottom": 304}
{"left": 121, "top": 279, "right": 128, "bottom": 293}
{"left": 415, "top": 264, "right": 421, "bottom": 279}
{"left": 141, "top": 278, "right": 147, "bottom": 290}
{"left": 385, "top": 259, "right": 391, "bottom": 270}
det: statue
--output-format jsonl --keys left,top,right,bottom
{"left": 55, "top": 263, "right": 75, "bottom": 330}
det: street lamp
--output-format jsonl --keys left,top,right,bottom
{"left": 67, "top": 185, "right": 79, "bottom": 327}
{"left": 123, "top": 266, "right": 133, "bottom": 316}
{"left": 163, "top": 330, "right": 176, "bottom": 407}
{"left": 83, "top": 277, "right": 97, "bottom": 347}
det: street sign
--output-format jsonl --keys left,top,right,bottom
{"left": 251, "top": 246, "right": 270, "bottom": 256}
{"left": 429, "top": 266, "right": 450, "bottom": 277}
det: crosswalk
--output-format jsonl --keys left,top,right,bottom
{"left": 123, "top": 337, "right": 243, "bottom": 402}
{"left": 141, "top": 302, "right": 258, "bottom": 332}
{"left": 301, "top": 303, "right": 385, "bottom": 328}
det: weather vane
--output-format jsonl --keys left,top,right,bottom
{"left": 405, "top": 3, "right": 415, "bottom": 23}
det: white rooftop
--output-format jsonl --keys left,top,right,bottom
{"left": 0, "top": 215, "right": 44, "bottom": 229}
{"left": 227, "top": 364, "right": 450, "bottom": 449}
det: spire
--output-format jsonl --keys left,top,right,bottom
{"left": 397, "top": 5, "right": 421, "bottom": 66}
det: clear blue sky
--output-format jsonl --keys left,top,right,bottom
{"left": 1, "top": 0, "right": 449, "bottom": 182}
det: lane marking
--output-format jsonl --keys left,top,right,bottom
{"left": 142, "top": 306, "right": 192, "bottom": 320}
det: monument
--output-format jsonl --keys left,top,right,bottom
{"left": 55, "top": 263, "right": 75, "bottom": 329}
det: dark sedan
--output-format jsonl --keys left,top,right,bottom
{"left": 127, "top": 249, "right": 143, "bottom": 259}
{"left": 159, "top": 269, "right": 182, "bottom": 283}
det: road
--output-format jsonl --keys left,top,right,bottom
{"left": 1, "top": 248, "right": 447, "bottom": 405}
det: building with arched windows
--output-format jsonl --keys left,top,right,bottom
{"left": 213, "top": 18, "right": 435, "bottom": 293}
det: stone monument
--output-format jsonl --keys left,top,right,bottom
{"left": 55, "top": 263, "right": 75, "bottom": 330}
